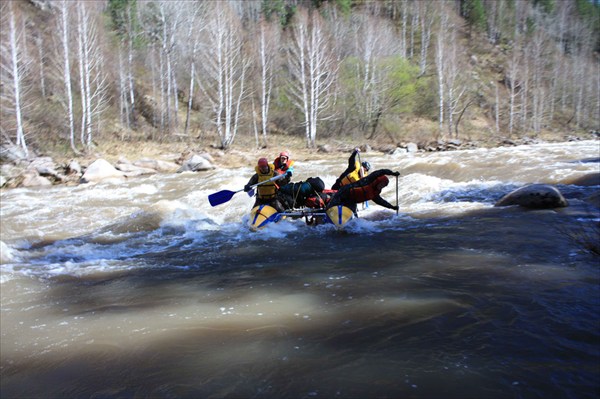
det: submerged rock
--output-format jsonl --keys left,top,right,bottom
{"left": 584, "top": 191, "right": 600, "bottom": 208}
{"left": 568, "top": 172, "right": 600, "bottom": 187}
{"left": 495, "top": 184, "right": 569, "bottom": 209}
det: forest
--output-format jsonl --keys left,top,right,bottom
{"left": 1, "top": 0, "right": 598, "bottom": 158}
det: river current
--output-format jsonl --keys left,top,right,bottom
{"left": 1, "top": 140, "right": 599, "bottom": 399}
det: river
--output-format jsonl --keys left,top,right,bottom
{"left": 1, "top": 140, "right": 599, "bottom": 399}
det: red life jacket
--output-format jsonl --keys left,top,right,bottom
{"left": 304, "top": 189, "right": 335, "bottom": 209}
{"left": 274, "top": 157, "right": 294, "bottom": 173}
{"left": 347, "top": 176, "right": 388, "bottom": 203}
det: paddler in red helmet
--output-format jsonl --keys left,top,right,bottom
{"left": 273, "top": 151, "right": 295, "bottom": 186}
{"left": 326, "top": 169, "right": 400, "bottom": 216}
{"left": 244, "top": 157, "right": 286, "bottom": 212}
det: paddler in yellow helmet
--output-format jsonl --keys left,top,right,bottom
{"left": 244, "top": 157, "right": 286, "bottom": 212}
{"left": 331, "top": 147, "right": 371, "bottom": 190}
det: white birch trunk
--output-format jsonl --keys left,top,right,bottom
{"left": 76, "top": 2, "right": 87, "bottom": 146}
{"left": 495, "top": 82, "right": 500, "bottom": 134}
{"left": 8, "top": 2, "right": 28, "bottom": 156}
{"left": 184, "top": 8, "right": 199, "bottom": 137}
{"left": 75, "top": 1, "right": 108, "bottom": 149}
{"left": 400, "top": 0, "right": 407, "bottom": 59}
{"left": 59, "top": 0, "right": 76, "bottom": 152}
{"left": 419, "top": 6, "right": 433, "bottom": 75}
{"left": 184, "top": 59, "right": 195, "bottom": 136}
{"left": 259, "top": 20, "right": 276, "bottom": 147}
{"left": 410, "top": 2, "right": 417, "bottom": 59}
{"left": 506, "top": 43, "right": 520, "bottom": 136}
{"left": 36, "top": 36, "right": 46, "bottom": 98}
{"left": 118, "top": 47, "right": 127, "bottom": 129}
{"left": 435, "top": 10, "right": 446, "bottom": 136}
{"left": 126, "top": 5, "right": 135, "bottom": 128}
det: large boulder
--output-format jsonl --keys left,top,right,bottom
{"left": 495, "top": 184, "right": 568, "bottom": 209}
{"left": 66, "top": 159, "right": 82, "bottom": 175}
{"left": 28, "top": 157, "right": 65, "bottom": 182}
{"left": 115, "top": 162, "right": 157, "bottom": 177}
{"left": 133, "top": 158, "right": 180, "bottom": 173}
{"left": 177, "top": 154, "right": 214, "bottom": 173}
{"left": 20, "top": 170, "right": 53, "bottom": 187}
{"left": 406, "top": 142, "right": 419, "bottom": 153}
{"left": 391, "top": 147, "right": 408, "bottom": 156}
{"left": 80, "top": 159, "right": 125, "bottom": 183}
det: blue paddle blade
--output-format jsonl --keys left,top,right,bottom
{"left": 208, "top": 190, "right": 237, "bottom": 207}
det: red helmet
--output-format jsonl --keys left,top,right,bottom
{"left": 279, "top": 151, "right": 289, "bottom": 159}
{"left": 258, "top": 158, "right": 269, "bottom": 168}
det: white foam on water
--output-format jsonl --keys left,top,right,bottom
{"left": 130, "top": 183, "right": 159, "bottom": 195}
{"left": 0, "top": 241, "right": 19, "bottom": 264}
{"left": 1, "top": 140, "right": 597, "bottom": 281}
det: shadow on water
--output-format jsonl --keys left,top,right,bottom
{"left": 2, "top": 182, "right": 599, "bottom": 399}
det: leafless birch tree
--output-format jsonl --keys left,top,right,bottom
{"left": 179, "top": 3, "right": 204, "bottom": 137}
{"left": 505, "top": 39, "right": 523, "bottom": 136}
{"left": 528, "top": 22, "right": 549, "bottom": 135}
{"left": 419, "top": 2, "right": 434, "bottom": 76}
{"left": 287, "top": 9, "right": 338, "bottom": 148}
{"left": 157, "top": 1, "right": 185, "bottom": 133}
{"left": 350, "top": 11, "right": 400, "bottom": 138}
{"left": 435, "top": 6, "right": 448, "bottom": 136}
{"left": 197, "top": 2, "right": 250, "bottom": 149}
{"left": 256, "top": 18, "right": 279, "bottom": 147}
{"left": 55, "top": 0, "right": 77, "bottom": 152}
{"left": 76, "top": 1, "right": 109, "bottom": 149}
{"left": 444, "top": 21, "right": 468, "bottom": 138}
{"left": 111, "top": 0, "right": 139, "bottom": 131}
{"left": 0, "top": 2, "right": 29, "bottom": 156}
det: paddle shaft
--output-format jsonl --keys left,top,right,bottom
{"left": 357, "top": 150, "right": 368, "bottom": 210}
{"left": 395, "top": 174, "right": 399, "bottom": 215}
{"left": 208, "top": 173, "right": 286, "bottom": 207}
{"left": 247, "top": 172, "right": 287, "bottom": 197}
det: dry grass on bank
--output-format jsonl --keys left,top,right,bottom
{"left": 52, "top": 130, "right": 378, "bottom": 169}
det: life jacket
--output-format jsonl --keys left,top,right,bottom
{"left": 347, "top": 176, "right": 387, "bottom": 203}
{"left": 255, "top": 164, "right": 278, "bottom": 199}
{"left": 339, "top": 161, "right": 368, "bottom": 187}
{"left": 305, "top": 189, "right": 336, "bottom": 209}
{"left": 274, "top": 158, "right": 295, "bottom": 173}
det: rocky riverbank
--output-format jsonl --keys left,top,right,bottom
{"left": 0, "top": 135, "right": 597, "bottom": 189}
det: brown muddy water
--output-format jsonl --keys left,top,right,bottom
{"left": 1, "top": 140, "right": 599, "bottom": 398}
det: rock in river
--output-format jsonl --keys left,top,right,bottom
{"left": 495, "top": 184, "right": 569, "bottom": 209}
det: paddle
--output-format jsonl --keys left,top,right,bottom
{"left": 357, "top": 149, "right": 369, "bottom": 210}
{"left": 248, "top": 171, "right": 289, "bottom": 197}
{"left": 395, "top": 173, "right": 399, "bottom": 216}
{"left": 208, "top": 173, "right": 286, "bottom": 207}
